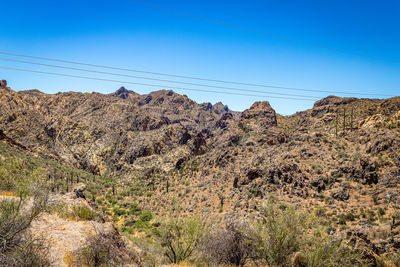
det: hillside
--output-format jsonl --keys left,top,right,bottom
{"left": 1, "top": 79, "right": 400, "bottom": 266}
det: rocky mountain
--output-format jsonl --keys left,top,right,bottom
{"left": 1, "top": 79, "right": 400, "bottom": 265}
{"left": 0, "top": 81, "right": 238, "bottom": 175}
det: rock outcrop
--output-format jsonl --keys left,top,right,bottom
{"left": 0, "top": 80, "right": 7, "bottom": 88}
{"left": 240, "top": 101, "right": 277, "bottom": 130}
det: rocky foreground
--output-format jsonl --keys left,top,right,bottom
{"left": 1, "top": 79, "right": 400, "bottom": 265}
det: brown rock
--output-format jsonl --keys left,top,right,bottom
{"left": 0, "top": 80, "right": 7, "bottom": 88}
{"left": 192, "top": 132, "right": 208, "bottom": 155}
{"left": 240, "top": 101, "right": 277, "bottom": 130}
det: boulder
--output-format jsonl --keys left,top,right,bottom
{"left": 331, "top": 188, "right": 350, "bottom": 201}
{"left": 73, "top": 183, "right": 87, "bottom": 199}
{"left": 0, "top": 80, "right": 7, "bottom": 88}
{"left": 192, "top": 132, "right": 208, "bottom": 155}
{"left": 310, "top": 177, "right": 327, "bottom": 192}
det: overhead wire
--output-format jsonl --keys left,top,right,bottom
{"left": 0, "top": 51, "right": 393, "bottom": 97}
{"left": 0, "top": 66, "right": 320, "bottom": 101}
{"left": 0, "top": 57, "right": 320, "bottom": 99}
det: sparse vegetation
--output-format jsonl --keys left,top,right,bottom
{"left": 0, "top": 166, "right": 50, "bottom": 266}
{"left": 160, "top": 216, "right": 204, "bottom": 263}
{"left": 74, "top": 227, "right": 138, "bottom": 267}
{"left": 201, "top": 218, "right": 254, "bottom": 266}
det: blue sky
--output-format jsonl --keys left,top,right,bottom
{"left": 0, "top": 0, "right": 399, "bottom": 114}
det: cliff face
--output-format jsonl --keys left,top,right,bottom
{"left": 1, "top": 80, "right": 400, "bottom": 259}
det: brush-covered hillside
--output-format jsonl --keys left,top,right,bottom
{"left": 1, "top": 79, "right": 400, "bottom": 266}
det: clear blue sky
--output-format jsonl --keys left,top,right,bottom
{"left": 0, "top": 0, "right": 399, "bottom": 114}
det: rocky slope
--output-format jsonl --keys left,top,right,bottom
{"left": 0, "top": 81, "right": 237, "bottom": 175}
{"left": 1, "top": 79, "right": 400, "bottom": 263}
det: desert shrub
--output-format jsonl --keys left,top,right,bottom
{"left": 0, "top": 156, "right": 47, "bottom": 197}
{"left": 160, "top": 216, "right": 204, "bottom": 264}
{"left": 315, "top": 206, "right": 326, "bottom": 217}
{"left": 139, "top": 210, "right": 153, "bottom": 222}
{"left": 337, "top": 150, "right": 349, "bottom": 159}
{"left": 299, "top": 230, "right": 372, "bottom": 267}
{"left": 0, "top": 158, "right": 24, "bottom": 192}
{"left": 249, "top": 197, "right": 371, "bottom": 266}
{"left": 47, "top": 202, "right": 70, "bottom": 218}
{"left": 338, "top": 212, "right": 355, "bottom": 224}
{"left": 250, "top": 198, "right": 309, "bottom": 266}
{"left": 128, "top": 203, "right": 141, "bottom": 215}
{"left": 378, "top": 208, "right": 385, "bottom": 216}
{"left": 0, "top": 231, "right": 50, "bottom": 267}
{"left": 46, "top": 202, "right": 98, "bottom": 221}
{"left": 134, "top": 220, "right": 150, "bottom": 229}
{"left": 201, "top": 218, "right": 255, "bottom": 266}
{"left": 127, "top": 234, "right": 164, "bottom": 267}
{"left": 132, "top": 210, "right": 154, "bottom": 230}
{"left": 49, "top": 203, "right": 96, "bottom": 221}
{"left": 113, "top": 206, "right": 126, "bottom": 216}
{"left": 388, "top": 253, "right": 400, "bottom": 266}
{"left": 75, "top": 227, "right": 138, "bottom": 267}
{"left": 72, "top": 205, "right": 96, "bottom": 220}
{"left": 338, "top": 214, "right": 347, "bottom": 225}
{"left": 0, "top": 189, "right": 50, "bottom": 266}
{"left": 311, "top": 162, "right": 323, "bottom": 174}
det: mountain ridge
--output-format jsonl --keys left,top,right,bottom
{"left": 1, "top": 79, "right": 400, "bottom": 264}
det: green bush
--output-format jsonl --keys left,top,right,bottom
{"left": 0, "top": 190, "right": 50, "bottom": 266}
{"left": 113, "top": 206, "right": 126, "bottom": 216}
{"left": 0, "top": 157, "right": 47, "bottom": 197}
{"left": 160, "top": 217, "right": 205, "bottom": 263}
{"left": 128, "top": 203, "right": 141, "bottom": 215}
{"left": 72, "top": 205, "right": 96, "bottom": 220}
{"left": 378, "top": 208, "right": 385, "bottom": 216}
{"left": 50, "top": 203, "right": 95, "bottom": 221}
{"left": 250, "top": 197, "right": 309, "bottom": 266}
{"left": 249, "top": 197, "right": 370, "bottom": 267}
{"left": 345, "top": 212, "right": 355, "bottom": 221}
{"left": 311, "top": 162, "right": 323, "bottom": 174}
{"left": 139, "top": 210, "right": 153, "bottom": 222}
{"left": 134, "top": 220, "right": 150, "bottom": 229}
{"left": 338, "top": 215, "right": 347, "bottom": 225}
{"left": 299, "top": 230, "right": 371, "bottom": 266}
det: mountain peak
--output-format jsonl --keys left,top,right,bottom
{"left": 313, "top": 95, "right": 357, "bottom": 107}
{"left": 112, "top": 87, "right": 136, "bottom": 99}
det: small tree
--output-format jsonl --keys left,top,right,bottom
{"left": 299, "top": 228, "right": 371, "bottom": 267}
{"left": 160, "top": 217, "right": 204, "bottom": 264}
{"left": 0, "top": 180, "right": 50, "bottom": 266}
{"left": 201, "top": 218, "right": 255, "bottom": 266}
{"left": 250, "top": 197, "right": 371, "bottom": 266}
{"left": 250, "top": 197, "right": 308, "bottom": 266}
{"left": 75, "top": 226, "right": 138, "bottom": 267}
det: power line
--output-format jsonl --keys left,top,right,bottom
{"left": 131, "top": 0, "right": 397, "bottom": 64}
{"left": 0, "top": 66, "right": 319, "bottom": 101}
{"left": 0, "top": 57, "right": 318, "bottom": 99}
{"left": 0, "top": 51, "right": 393, "bottom": 97}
